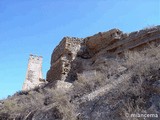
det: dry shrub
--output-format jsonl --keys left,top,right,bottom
{"left": 143, "top": 25, "right": 157, "bottom": 30}
{"left": 43, "top": 88, "right": 77, "bottom": 120}
{"left": 0, "top": 90, "right": 45, "bottom": 117}
{"left": 111, "top": 45, "right": 160, "bottom": 119}
{"left": 124, "top": 51, "right": 145, "bottom": 67}
{"left": 124, "top": 45, "right": 160, "bottom": 76}
{"left": 70, "top": 70, "right": 107, "bottom": 99}
{"left": 2, "top": 100, "right": 19, "bottom": 112}
{"left": 144, "top": 44, "right": 160, "bottom": 60}
{"left": 1, "top": 86, "right": 77, "bottom": 119}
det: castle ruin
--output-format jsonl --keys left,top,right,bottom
{"left": 46, "top": 26, "right": 160, "bottom": 83}
{"left": 22, "top": 26, "right": 160, "bottom": 89}
{"left": 22, "top": 54, "right": 45, "bottom": 91}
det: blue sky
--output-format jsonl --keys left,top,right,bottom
{"left": 0, "top": 0, "right": 159, "bottom": 99}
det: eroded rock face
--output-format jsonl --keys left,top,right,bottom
{"left": 47, "top": 26, "right": 160, "bottom": 83}
{"left": 84, "top": 29, "right": 124, "bottom": 56}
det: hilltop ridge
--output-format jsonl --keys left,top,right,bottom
{"left": 0, "top": 26, "right": 160, "bottom": 120}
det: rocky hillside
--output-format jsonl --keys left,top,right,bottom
{"left": 0, "top": 26, "right": 160, "bottom": 120}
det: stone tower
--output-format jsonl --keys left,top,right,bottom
{"left": 22, "top": 54, "right": 44, "bottom": 91}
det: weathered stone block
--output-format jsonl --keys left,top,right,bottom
{"left": 84, "top": 29, "right": 123, "bottom": 56}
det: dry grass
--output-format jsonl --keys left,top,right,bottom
{"left": 118, "top": 45, "right": 160, "bottom": 119}
{"left": 124, "top": 44, "right": 160, "bottom": 75}
{"left": 70, "top": 70, "right": 107, "bottom": 100}
{"left": 71, "top": 45, "right": 160, "bottom": 119}
{"left": 0, "top": 86, "right": 77, "bottom": 119}
{"left": 0, "top": 45, "right": 159, "bottom": 120}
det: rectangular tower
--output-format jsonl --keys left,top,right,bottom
{"left": 22, "top": 54, "right": 44, "bottom": 91}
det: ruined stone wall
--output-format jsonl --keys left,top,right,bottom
{"left": 22, "top": 54, "right": 45, "bottom": 91}
{"left": 47, "top": 26, "right": 160, "bottom": 83}
{"left": 47, "top": 37, "right": 83, "bottom": 82}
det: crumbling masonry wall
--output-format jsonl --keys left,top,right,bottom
{"left": 47, "top": 37, "right": 83, "bottom": 82}
{"left": 47, "top": 26, "right": 160, "bottom": 82}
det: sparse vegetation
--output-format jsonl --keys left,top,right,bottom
{"left": 70, "top": 44, "right": 160, "bottom": 119}
{"left": 0, "top": 45, "right": 159, "bottom": 120}
{"left": 0, "top": 86, "right": 76, "bottom": 120}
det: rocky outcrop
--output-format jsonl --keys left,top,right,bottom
{"left": 47, "top": 26, "right": 160, "bottom": 83}
{"left": 84, "top": 29, "right": 124, "bottom": 56}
